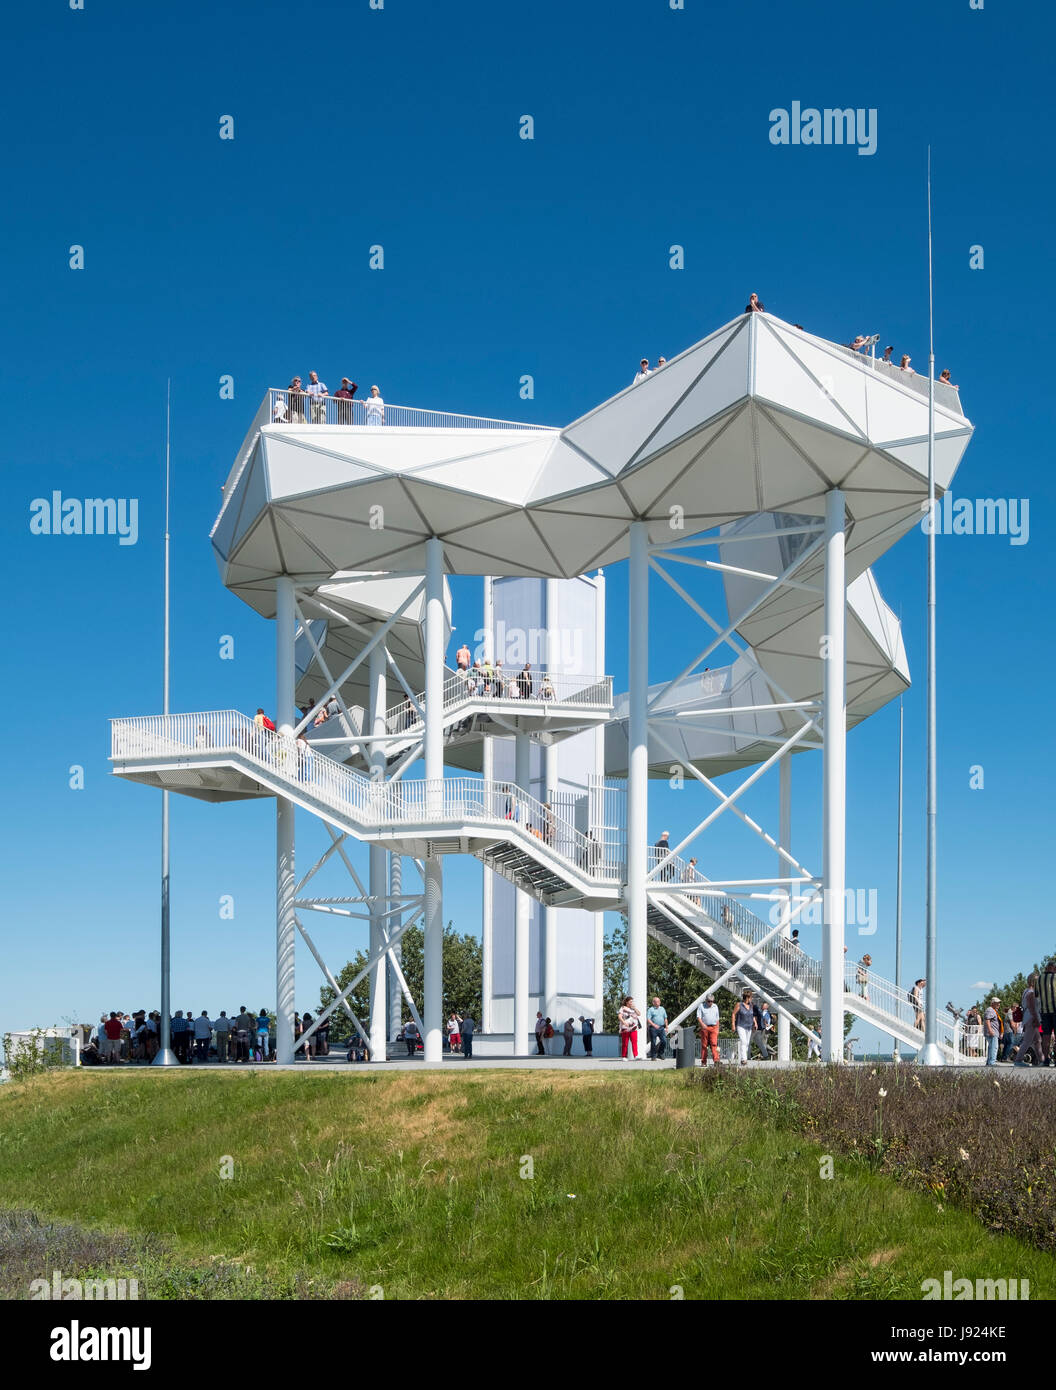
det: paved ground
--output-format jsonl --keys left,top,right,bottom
{"left": 52, "top": 1057, "right": 1056, "bottom": 1079}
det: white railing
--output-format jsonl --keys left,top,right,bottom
{"left": 382, "top": 777, "right": 623, "bottom": 881}
{"left": 110, "top": 712, "right": 620, "bottom": 884}
{"left": 833, "top": 346, "right": 964, "bottom": 415}
{"left": 843, "top": 960, "right": 958, "bottom": 1055}
{"left": 384, "top": 667, "right": 613, "bottom": 737}
{"left": 646, "top": 845, "right": 823, "bottom": 994}
{"left": 265, "top": 389, "right": 546, "bottom": 433}
{"left": 647, "top": 844, "right": 960, "bottom": 1049}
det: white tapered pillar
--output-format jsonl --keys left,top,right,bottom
{"left": 627, "top": 522, "right": 649, "bottom": 1014}
{"left": 543, "top": 742, "right": 559, "bottom": 1022}
{"left": 481, "top": 577, "right": 495, "bottom": 1033}
{"left": 423, "top": 537, "right": 445, "bottom": 1063}
{"left": 388, "top": 852, "right": 403, "bottom": 1041}
{"left": 514, "top": 733, "right": 532, "bottom": 1057}
{"left": 822, "top": 490, "right": 846, "bottom": 1063}
{"left": 368, "top": 644, "right": 388, "bottom": 1061}
{"left": 275, "top": 576, "right": 296, "bottom": 1065}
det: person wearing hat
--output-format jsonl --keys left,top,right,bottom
{"left": 632, "top": 358, "right": 651, "bottom": 385}
{"left": 696, "top": 994, "right": 721, "bottom": 1067}
{"left": 333, "top": 377, "right": 358, "bottom": 424}
{"left": 880, "top": 345, "right": 895, "bottom": 364}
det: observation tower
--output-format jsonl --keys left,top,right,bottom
{"left": 111, "top": 312, "right": 973, "bottom": 1063}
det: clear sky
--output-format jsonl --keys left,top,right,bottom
{"left": 2, "top": 0, "right": 1053, "bottom": 1051}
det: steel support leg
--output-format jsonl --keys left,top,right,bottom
{"left": 822, "top": 490, "right": 846, "bottom": 1064}
{"left": 627, "top": 521, "right": 649, "bottom": 1013}
{"left": 514, "top": 733, "right": 532, "bottom": 1057}
{"left": 423, "top": 537, "right": 445, "bottom": 1063}
{"left": 368, "top": 643, "right": 388, "bottom": 1062}
{"left": 275, "top": 576, "right": 296, "bottom": 1064}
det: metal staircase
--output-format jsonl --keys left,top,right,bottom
{"left": 110, "top": 710, "right": 621, "bottom": 912}
{"left": 643, "top": 849, "right": 960, "bottom": 1058}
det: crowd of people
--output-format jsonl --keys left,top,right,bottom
{"left": 630, "top": 293, "right": 958, "bottom": 392}
{"left": 273, "top": 373, "right": 386, "bottom": 425}
{"left": 80, "top": 1007, "right": 348, "bottom": 1065}
{"left": 452, "top": 647, "right": 557, "bottom": 703}
{"left": 533, "top": 1012, "right": 596, "bottom": 1056}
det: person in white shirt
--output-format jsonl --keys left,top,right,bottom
{"left": 632, "top": 358, "right": 651, "bottom": 385}
{"left": 364, "top": 385, "right": 385, "bottom": 424}
{"left": 696, "top": 994, "right": 721, "bottom": 1066}
{"left": 304, "top": 370, "right": 329, "bottom": 422}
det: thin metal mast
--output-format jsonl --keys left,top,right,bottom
{"left": 920, "top": 147, "right": 942, "bottom": 1065}
{"left": 894, "top": 697, "right": 903, "bottom": 1062}
{"left": 153, "top": 378, "right": 178, "bottom": 1065}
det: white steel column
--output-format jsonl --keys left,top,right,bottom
{"left": 592, "top": 569, "right": 607, "bottom": 1015}
{"left": 423, "top": 537, "right": 445, "bottom": 1063}
{"left": 481, "top": 576, "right": 495, "bottom": 1033}
{"left": 514, "top": 733, "right": 532, "bottom": 1057}
{"left": 822, "top": 490, "right": 847, "bottom": 1064}
{"left": 388, "top": 852, "right": 403, "bottom": 1040}
{"left": 777, "top": 752, "right": 792, "bottom": 1063}
{"left": 275, "top": 576, "right": 297, "bottom": 1065}
{"left": 627, "top": 523, "right": 650, "bottom": 1014}
{"left": 543, "top": 741, "right": 559, "bottom": 1021}
{"left": 368, "top": 644, "right": 388, "bottom": 1061}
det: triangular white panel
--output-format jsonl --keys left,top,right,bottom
{"left": 758, "top": 324, "right": 869, "bottom": 439}
{"left": 563, "top": 325, "right": 742, "bottom": 473}
{"left": 645, "top": 409, "right": 761, "bottom": 517}
{"left": 231, "top": 515, "right": 284, "bottom": 573}
{"left": 618, "top": 413, "right": 741, "bottom": 514}
{"left": 840, "top": 449, "right": 926, "bottom": 499}
{"left": 272, "top": 510, "right": 341, "bottom": 573}
{"left": 520, "top": 509, "right": 627, "bottom": 577}
{"left": 637, "top": 332, "right": 751, "bottom": 459}
{"left": 415, "top": 438, "right": 553, "bottom": 505}
{"left": 863, "top": 376, "right": 934, "bottom": 447}
{"left": 263, "top": 436, "right": 383, "bottom": 502}
{"left": 447, "top": 511, "right": 558, "bottom": 574}
{"left": 405, "top": 484, "right": 519, "bottom": 536}
{"left": 753, "top": 410, "right": 830, "bottom": 512}
{"left": 283, "top": 478, "right": 426, "bottom": 532}
{"left": 229, "top": 450, "right": 272, "bottom": 554}
{"left": 526, "top": 439, "right": 614, "bottom": 504}
{"left": 768, "top": 412, "right": 871, "bottom": 490}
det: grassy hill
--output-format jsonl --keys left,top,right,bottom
{"left": 0, "top": 1069, "right": 1050, "bottom": 1300}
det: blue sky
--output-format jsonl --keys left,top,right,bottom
{"left": 2, "top": 0, "right": 1053, "bottom": 1048}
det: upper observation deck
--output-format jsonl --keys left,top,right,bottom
{"left": 212, "top": 314, "right": 972, "bottom": 601}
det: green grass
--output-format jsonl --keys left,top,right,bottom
{"left": 0, "top": 1069, "right": 1051, "bottom": 1300}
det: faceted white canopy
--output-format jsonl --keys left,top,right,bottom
{"left": 212, "top": 313, "right": 972, "bottom": 599}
